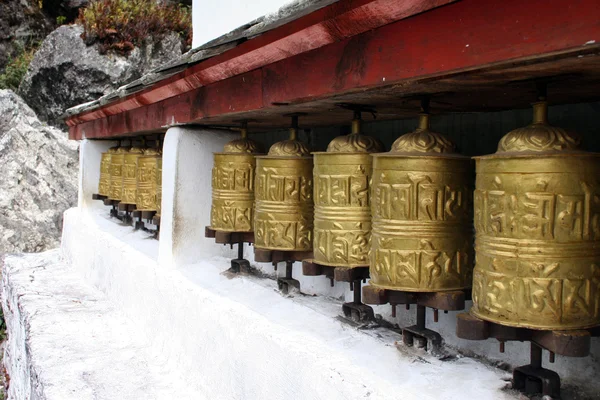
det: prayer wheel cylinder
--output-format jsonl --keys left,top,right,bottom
{"left": 254, "top": 132, "right": 313, "bottom": 251}
{"left": 471, "top": 101, "right": 600, "bottom": 330}
{"left": 210, "top": 133, "right": 263, "bottom": 232}
{"left": 313, "top": 122, "right": 384, "bottom": 267}
{"left": 108, "top": 146, "right": 129, "bottom": 201}
{"left": 120, "top": 144, "right": 144, "bottom": 205}
{"left": 135, "top": 148, "right": 162, "bottom": 211}
{"left": 156, "top": 157, "right": 162, "bottom": 220}
{"left": 98, "top": 146, "right": 116, "bottom": 197}
{"left": 370, "top": 114, "right": 473, "bottom": 292}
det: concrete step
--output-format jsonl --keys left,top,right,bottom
{"left": 1, "top": 250, "right": 197, "bottom": 400}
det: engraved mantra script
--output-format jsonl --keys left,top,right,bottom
{"left": 373, "top": 173, "right": 469, "bottom": 221}
{"left": 254, "top": 160, "right": 313, "bottom": 251}
{"left": 256, "top": 169, "right": 312, "bottom": 202}
{"left": 474, "top": 181, "right": 600, "bottom": 240}
{"left": 314, "top": 161, "right": 372, "bottom": 266}
{"left": 316, "top": 174, "right": 368, "bottom": 207}
{"left": 211, "top": 159, "right": 255, "bottom": 231}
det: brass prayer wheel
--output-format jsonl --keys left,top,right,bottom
{"left": 471, "top": 101, "right": 600, "bottom": 330}
{"left": 370, "top": 112, "right": 473, "bottom": 292}
{"left": 98, "top": 146, "right": 116, "bottom": 197}
{"left": 136, "top": 147, "right": 162, "bottom": 212}
{"left": 120, "top": 141, "right": 145, "bottom": 205}
{"left": 254, "top": 116, "right": 313, "bottom": 251}
{"left": 156, "top": 156, "right": 162, "bottom": 220}
{"left": 313, "top": 112, "right": 384, "bottom": 267}
{"left": 108, "top": 145, "right": 129, "bottom": 201}
{"left": 210, "top": 125, "right": 263, "bottom": 232}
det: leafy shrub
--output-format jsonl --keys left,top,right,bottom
{"left": 77, "top": 0, "right": 192, "bottom": 55}
{"left": 0, "top": 44, "right": 37, "bottom": 91}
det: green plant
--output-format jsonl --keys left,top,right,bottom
{"left": 77, "top": 0, "right": 192, "bottom": 55}
{"left": 0, "top": 44, "right": 37, "bottom": 91}
{"left": 56, "top": 15, "right": 67, "bottom": 25}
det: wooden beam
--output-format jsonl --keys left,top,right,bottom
{"left": 66, "top": 0, "right": 454, "bottom": 127}
{"left": 69, "top": 0, "right": 600, "bottom": 139}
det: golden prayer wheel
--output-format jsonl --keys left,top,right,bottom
{"left": 120, "top": 141, "right": 145, "bottom": 205}
{"left": 210, "top": 125, "right": 264, "bottom": 232}
{"left": 135, "top": 147, "right": 162, "bottom": 212}
{"left": 370, "top": 113, "right": 473, "bottom": 292}
{"left": 313, "top": 112, "right": 384, "bottom": 267}
{"left": 155, "top": 156, "right": 162, "bottom": 220}
{"left": 471, "top": 101, "right": 600, "bottom": 330}
{"left": 108, "top": 145, "right": 129, "bottom": 201}
{"left": 254, "top": 116, "right": 313, "bottom": 251}
{"left": 98, "top": 146, "right": 116, "bottom": 197}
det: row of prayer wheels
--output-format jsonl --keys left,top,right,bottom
{"left": 98, "top": 139, "right": 163, "bottom": 219}
{"left": 210, "top": 100, "right": 600, "bottom": 332}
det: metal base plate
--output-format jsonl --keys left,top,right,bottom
{"left": 513, "top": 364, "right": 561, "bottom": 398}
{"left": 254, "top": 248, "right": 312, "bottom": 263}
{"left": 402, "top": 325, "right": 442, "bottom": 351}
{"left": 342, "top": 302, "right": 374, "bottom": 323}
{"left": 277, "top": 277, "right": 300, "bottom": 295}
{"left": 229, "top": 259, "right": 251, "bottom": 274}
{"left": 302, "top": 260, "right": 369, "bottom": 284}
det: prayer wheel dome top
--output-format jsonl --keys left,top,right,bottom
{"left": 390, "top": 114, "right": 457, "bottom": 154}
{"left": 496, "top": 101, "right": 582, "bottom": 155}
{"left": 223, "top": 137, "right": 263, "bottom": 154}
{"left": 144, "top": 147, "right": 162, "bottom": 156}
{"left": 326, "top": 133, "right": 384, "bottom": 153}
{"left": 268, "top": 139, "right": 310, "bottom": 157}
{"left": 128, "top": 145, "right": 144, "bottom": 154}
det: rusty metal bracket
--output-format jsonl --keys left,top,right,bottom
{"left": 363, "top": 285, "right": 469, "bottom": 351}
{"left": 342, "top": 278, "right": 375, "bottom": 323}
{"left": 302, "top": 260, "right": 373, "bottom": 323}
{"left": 254, "top": 248, "right": 313, "bottom": 263}
{"left": 205, "top": 226, "right": 254, "bottom": 274}
{"left": 456, "top": 313, "right": 600, "bottom": 398}
{"left": 92, "top": 193, "right": 108, "bottom": 201}
{"left": 277, "top": 261, "right": 301, "bottom": 295}
{"left": 301, "top": 259, "right": 369, "bottom": 286}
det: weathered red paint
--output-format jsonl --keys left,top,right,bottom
{"left": 69, "top": 0, "right": 600, "bottom": 139}
{"left": 66, "top": 0, "right": 455, "bottom": 127}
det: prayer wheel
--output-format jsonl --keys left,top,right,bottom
{"left": 471, "top": 101, "right": 600, "bottom": 330}
{"left": 254, "top": 116, "right": 313, "bottom": 251}
{"left": 120, "top": 141, "right": 145, "bottom": 206}
{"left": 210, "top": 126, "right": 263, "bottom": 232}
{"left": 98, "top": 146, "right": 116, "bottom": 197}
{"left": 108, "top": 145, "right": 129, "bottom": 201}
{"left": 370, "top": 112, "right": 473, "bottom": 292}
{"left": 313, "top": 112, "right": 384, "bottom": 267}
{"left": 155, "top": 156, "right": 162, "bottom": 221}
{"left": 135, "top": 147, "right": 162, "bottom": 212}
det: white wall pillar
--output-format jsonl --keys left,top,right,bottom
{"left": 159, "top": 126, "right": 238, "bottom": 267}
{"left": 78, "top": 139, "right": 117, "bottom": 212}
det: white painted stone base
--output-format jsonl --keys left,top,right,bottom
{"left": 0, "top": 250, "right": 197, "bottom": 400}
{"left": 52, "top": 206, "right": 516, "bottom": 400}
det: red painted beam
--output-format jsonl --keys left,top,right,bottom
{"left": 69, "top": 0, "right": 600, "bottom": 139}
{"left": 66, "top": 0, "right": 455, "bottom": 127}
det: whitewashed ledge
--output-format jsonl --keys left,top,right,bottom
{"left": 0, "top": 250, "right": 197, "bottom": 400}
{"left": 0, "top": 207, "right": 518, "bottom": 399}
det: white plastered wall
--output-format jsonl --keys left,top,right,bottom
{"left": 158, "top": 126, "right": 238, "bottom": 267}
{"left": 73, "top": 126, "right": 600, "bottom": 396}
{"left": 78, "top": 139, "right": 117, "bottom": 211}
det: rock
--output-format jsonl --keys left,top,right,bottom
{"left": 43, "top": 0, "right": 91, "bottom": 24}
{"left": 19, "top": 25, "right": 183, "bottom": 127}
{"left": 0, "top": 89, "right": 78, "bottom": 254}
{"left": 0, "top": 0, "right": 54, "bottom": 73}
